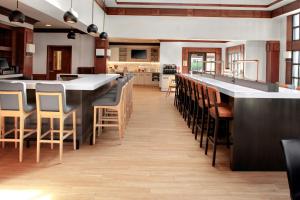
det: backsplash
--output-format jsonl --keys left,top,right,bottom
{"left": 107, "top": 61, "right": 160, "bottom": 73}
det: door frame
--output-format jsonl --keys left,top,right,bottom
{"left": 188, "top": 52, "right": 207, "bottom": 72}
{"left": 47, "top": 45, "right": 72, "bottom": 79}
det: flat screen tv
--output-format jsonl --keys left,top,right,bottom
{"left": 0, "top": 58, "right": 9, "bottom": 69}
{"left": 131, "top": 49, "right": 147, "bottom": 59}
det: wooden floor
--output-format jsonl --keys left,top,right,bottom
{"left": 0, "top": 86, "right": 289, "bottom": 200}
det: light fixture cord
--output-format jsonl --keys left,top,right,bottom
{"left": 71, "top": 0, "right": 73, "bottom": 8}
{"left": 92, "top": 0, "right": 94, "bottom": 23}
{"left": 102, "top": 0, "right": 106, "bottom": 31}
{"left": 17, "top": 0, "right": 19, "bottom": 9}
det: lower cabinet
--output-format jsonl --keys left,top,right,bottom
{"left": 133, "top": 73, "right": 159, "bottom": 86}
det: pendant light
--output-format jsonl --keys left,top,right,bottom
{"left": 99, "top": 0, "right": 108, "bottom": 40}
{"left": 87, "top": 0, "right": 98, "bottom": 36}
{"left": 63, "top": 0, "right": 78, "bottom": 24}
{"left": 9, "top": 0, "right": 25, "bottom": 23}
{"left": 67, "top": 29, "right": 76, "bottom": 39}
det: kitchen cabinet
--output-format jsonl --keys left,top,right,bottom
{"left": 132, "top": 73, "right": 159, "bottom": 86}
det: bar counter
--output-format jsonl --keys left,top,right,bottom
{"left": 185, "top": 74, "right": 300, "bottom": 171}
{"left": 2, "top": 74, "right": 120, "bottom": 148}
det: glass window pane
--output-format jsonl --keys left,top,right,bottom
{"left": 293, "top": 78, "right": 299, "bottom": 87}
{"left": 293, "top": 14, "right": 300, "bottom": 27}
{"left": 293, "top": 51, "right": 299, "bottom": 63}
{"left": 294, "top": 28, "right": 300, "bottom": 40}
{"left": 293, "top": 65, "right": 299, "bottom": 77}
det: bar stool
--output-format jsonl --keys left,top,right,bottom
{"left": 0, "top": 82, "right": 36, "bottom": 162}
{"left": 36, "top": 83, "right": 77, "bottom": 163}
{"left": 92, "top": 78, "right": 127, "bottom": 144}
{"left": 195, "top": 82, "right": 209, "bottom": 148}
{"left": 166, "top": 76, "right": 176, "bottom": 97}
{"left": 205, "top": 86, "right": 233, "bottom": 166}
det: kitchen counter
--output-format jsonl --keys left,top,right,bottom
{"left": 0, "top": 74, "right": 23, "bottom": 79}
{"left": 6, "top": 74, "right": 119, "bottom": 90}
{"left": 2, "top": 74, "right": 120, "bottom": 147}
{"left": 186, "top": 74, "right": 300, "bottom": 99}
{"left": 183, "top": 74, "right": 300, "bottom": 171}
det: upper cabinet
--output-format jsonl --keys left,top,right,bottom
{"left": 109, "top": 45, "right": 160, "bottom": 62}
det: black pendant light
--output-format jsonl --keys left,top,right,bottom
{"left": 99, "top": 0, "right": 108, "bottom": 40}
{"left": 87, "top": 0, "right": 98, "bottom": 36}
{"left": 63, "top": 0, "right": 78, "bottom": 24}
{"left": 67, "top": 29, "right": 76, "bottom": 39}
{"left": 9, "top": 0, "right": 25, "bottom": 23}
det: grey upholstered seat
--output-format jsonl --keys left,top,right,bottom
{"left": 36, "top": 83, "right": 76, "bottom": 114}
{"left": 0, "top": 81, "right": 35, "bottom": 113}
{"left": 93, "top": 78, "right": 126, "bottom": 107}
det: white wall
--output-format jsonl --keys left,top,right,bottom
{"left": 160, "top": 42, "right": 226, "bottom": 72}
{"left": 244, "top": 41, "right": 267, "bottom": 82}
{"left": 33, "top": 33, "right": 95, "bottom": 74}
{"left": 107, "top": 16, "right": 279, "bottom": 41}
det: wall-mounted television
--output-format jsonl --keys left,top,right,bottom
{"left": 0, "top": 58, "right": 9, "bottom": 69}
{"left": 131, "top": 49, "right": 147, "bottom": 59}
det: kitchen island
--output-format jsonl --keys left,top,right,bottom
{"left": 3, "top": 74, "right": 120, "bottom": 148}
{"left": 185, "top": 74, "right": 300, "bottom": 171}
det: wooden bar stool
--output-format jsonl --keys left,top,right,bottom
{"left": 92, "top": 78, "right": 127, "bottom": 145}
{"left": 0, "top": 82, "right": 36, "bottom": 162}
{"left": 36, "top": 83, "right": 77, "bottom": 163}
{"left": 194, "top": 82, "right": 209, "bottom": 148}
{"left": 205, "top": 86, "right": 233, "bottom": 167}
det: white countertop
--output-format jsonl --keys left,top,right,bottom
{"left": 0, "top": 74, "right": 23, "bottom": 79}
{"left": 186, "top": 74, "right": 300, "bottom": 99}
{"left": 5, "top": 74, "right": 119, "bottom": 91}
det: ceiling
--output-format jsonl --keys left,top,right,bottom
{"left": 105, "top": 0, "right": 296, "bottom": 10}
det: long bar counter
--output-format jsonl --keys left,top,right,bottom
{"left": 2, "top": 74, "right": 120, "bottom": 148}
{"left": 185, "top": 74, "right": 300, "bottom": 171}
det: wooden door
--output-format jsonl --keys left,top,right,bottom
{"left": 47, "top": 46, "right": 72, "bottom": 80}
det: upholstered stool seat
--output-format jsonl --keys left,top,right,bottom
{"left": 209, "top": 106, "right": 233, "bottom": 119}
{"left": 36, "top": 83, "right": 77, "bottom": 163}
{"left": 0, "top": 81, "right": 36, "bottom": 162}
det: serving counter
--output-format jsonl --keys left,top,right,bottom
{"left": 185, "top": 74, "right": 300, "bottom": 171}
{"left": 3, "top": 74, "right": 120, "bottom": 148}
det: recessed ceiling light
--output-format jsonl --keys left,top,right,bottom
{"left": 45, "top": 24, "right": 52, "bottom": 27}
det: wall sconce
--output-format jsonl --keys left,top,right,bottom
{"left": 285, "top": 51, "right": 292, "bottom": 59}
{"left": 183, "top": 60, "right": 188, "bottom": 66}
{"left": 26, "top": 43, "right": 35, "bottom": 54}
{"left": 96, "top": 49, "right": 111, "bottom": 57}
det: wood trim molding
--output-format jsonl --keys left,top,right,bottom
{"left": 182, "top": 47, "right": 222, "bottom": 74}
{"left": 159, "top": 39, "right": 228, "bottom": 43}
{"left": 0, "top": 6, "right": 39, "bottom": 25}
{"left": 115, "top": 0, "right": 283, "bottom": 8}
{"left": 225, "top": 44, "right": 245, "bottom": 70}
{"left": 106, "top": 7, "right": 271, "bottom": 18}
{"left": 95, "top": 0, "right": 107, "bottom": 12}
{"left": 272, "top": 0, "right": 300, "bottom": 17}
{"left": 266, "top": 41, "right": 280, "bottom": 83}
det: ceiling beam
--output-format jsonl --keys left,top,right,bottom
{"left": 106, "top": 7, "right": 272, "bottom": 18}
{"left": 272, "top": 0, "right": 300, "bottom": 17}
{"left": 114, "top": 0, "right": 283, "bottom": 8}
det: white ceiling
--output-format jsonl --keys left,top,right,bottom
{"left": 105, "top": 0, "right": 296, "bottom": 10}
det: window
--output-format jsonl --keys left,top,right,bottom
{"left": 227, "top": 52, "right": 243, "bottom": 78}
{"left": 293, "top": 14, "right": 300, "bottom": 41}
{"left": 292, "top": 51, "right": 300, "bottom": 86}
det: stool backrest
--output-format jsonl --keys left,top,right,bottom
{"left": 281, "top": 139, "right": 300, "bottom": 200}
{"left": 115, "top": 78, "right": 126, "bottom": 104}
{"left": 206, "top": 86, "right": 221, "bottom": 117}
{"left": 0, "top": 82, "right": 27, "bottom": 112}
{"left": 196, "top": 82, "right": 206, "bottom": 108}
{"left": 36, "top": 83, "right": 66, "bottom": 113}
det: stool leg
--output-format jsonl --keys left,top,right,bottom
{"left": 73, "top": 111, "right": 76, "bottom": 150}
{"left": 36, "top": 116, "right": 41, "bottom": 163}
{"left": 212, "top": 119, "right": 219, "bottom": 167}
{"left": 50, "top": 117, "right": 54, "bottom": 150}
{"left": 205, "top": 115, "right": 211, "bottom": 155}
{"left": 19, "top": 116, "right": 24, "bottom": 162}
{"left": 98, "top": 108, "right": 102, "bottom": 136}
{"left": 200, "top": 110, "right": 206, "bottom": 148}
{"left": 14, "top": 117, "right": 18, "bottom": 149}
{"left": 118, "top": 109, "right": 123, "bottom": 143}
{"left": 59, "top": 117, "right": 63, "bottom": 162}
{"left": 1, "top": 117, "right": 5, "bottom": 149}
{"left": 93, "top": 107, "right": 97, "bottom": 145}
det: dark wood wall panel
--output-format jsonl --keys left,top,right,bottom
{"left": 95, "top": 38, "right": 108, "bottom": 74}
{"left": 106, "top": 7, "right": 272, "bottom": 18}
{"left": 266, "top": 41, "right": 280, "bottom": 83}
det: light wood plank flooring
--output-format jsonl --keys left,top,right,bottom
{"left": 0, "top": 86, "right": 289, "bottom": 200}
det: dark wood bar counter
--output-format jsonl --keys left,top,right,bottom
{"left": 186, "top": 74, "right": 300, "bottom": 171}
